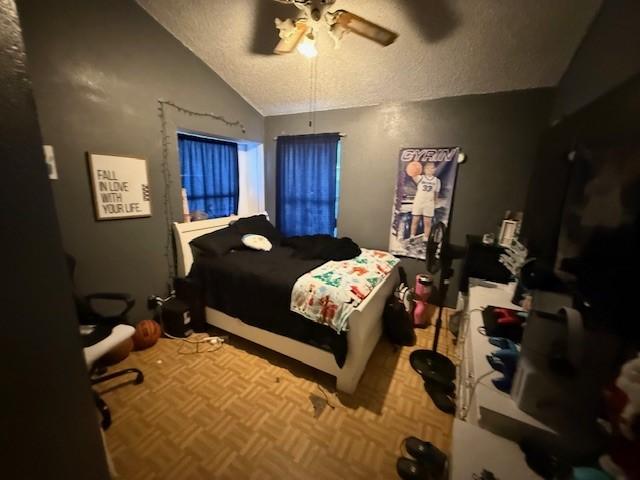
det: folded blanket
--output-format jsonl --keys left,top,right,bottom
{"left": 282, "top": 234, "right": 361, "bottom": 261}
{"left": 290, "top": 249, "right": 399, "bottom": 333}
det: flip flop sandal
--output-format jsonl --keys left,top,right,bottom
{"left": 439, "top": 380, "right": 456, "bottom": 396}
{"left": 424, "top": 379, "right": 456, "bottom": 414}
{"left": 404, "top": 437, "right": 447, "bottom": 478}
{"left": 425, "top": 379, "right": 456, "bottom": 398}
{"left": 396, "top": 457, "right": 431, "bottom": 480}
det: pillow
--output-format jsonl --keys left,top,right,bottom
{"left": 233, "top": 215, "right": 282, "bottom": 244}
{"left": 189, "top": 226, "right": 243, "bottom": 257}
{"left": 241, "top": 234, "right": 272, "bottom": 252}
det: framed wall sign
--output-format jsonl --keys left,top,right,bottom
{"left": 87, "top": 153, "right": 152, "bottom": 220}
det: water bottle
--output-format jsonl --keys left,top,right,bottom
{"left": 413, "top": 273, "right": 433, "bottom": 327}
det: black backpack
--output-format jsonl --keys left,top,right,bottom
{"left": 383, "top": 295, "right": 416, "bottom": 346}
{"left": 383, "top": 267, "right": 416, "bottom": 346}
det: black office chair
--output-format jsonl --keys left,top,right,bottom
{"left": 67, "top": 254, "right": 143, "bottom": 429}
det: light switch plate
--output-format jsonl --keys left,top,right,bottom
{"left": 43, "top": 145, "right": 58, "bottom": 180}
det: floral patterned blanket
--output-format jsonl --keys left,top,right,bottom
{"left": 290, "top": 249, "right": 399, "bottom": 333}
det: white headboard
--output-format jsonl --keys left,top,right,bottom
{"left": 172, "top": 215, "right": 238, "bottom": 277}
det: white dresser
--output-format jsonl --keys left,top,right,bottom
{"left": 450, "top": 279, "right": 558, "bottom": 479}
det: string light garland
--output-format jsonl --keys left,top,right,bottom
{"left": 158, "top": 100, "right": 247, "bottom": 133}
{"left": 157, "top": 99, "right": 247, "bottom": 287}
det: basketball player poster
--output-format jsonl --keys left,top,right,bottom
{"left": 389, "top": 147, "right": 461, "bottom": 260}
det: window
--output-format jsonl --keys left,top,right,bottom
{"left": 276, "top": 133, "right": 341, "bottom": 236}
{"left": 178, "top": 133, "right": 239, "bottom": 219}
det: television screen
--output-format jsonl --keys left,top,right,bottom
{"left": 555, "top": 144, "right": 639, "bottom": 339}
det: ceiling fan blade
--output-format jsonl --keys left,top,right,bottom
{"left": 274, "top": 19, "right": 308, "bottom": 54}
{"left": 251, "top": 1, "right": 296, "bottom": 55}
{"left": 335, "top": 10, "right": 398, "bottom": 46}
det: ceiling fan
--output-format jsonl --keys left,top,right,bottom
{"left": 272, "top": 0, "right": 398, "bottom": 57}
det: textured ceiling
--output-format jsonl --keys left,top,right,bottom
{"left": 137, "top": 0, "right": 601, "bottom": 116}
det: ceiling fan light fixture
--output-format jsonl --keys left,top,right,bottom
{"left": 297, "top": 32, "right": 318, "bottom": 58}
{"left": 328, "top": 22, "right": 349, "bottom": 48}
{"left": 271, "top": 2, "right": 398, "bottom": 55}
{"left": 274, "top": 18, "right": 309, "bottom": 54}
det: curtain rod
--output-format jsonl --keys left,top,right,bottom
{"left": 272, "top": 133, "right": 347, "bottom": 141}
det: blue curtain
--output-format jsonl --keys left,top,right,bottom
{"left": 276, "top": 133, "right": 340, "bottom": 236}
{"left": 178, "top": 134, "right": 239, "bottom": 219}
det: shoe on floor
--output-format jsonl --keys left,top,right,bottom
{"left": 424, "top": 379, "right": 456, "bottom": 414}
{"left": 396, "top": 457, "right": 431, "bottom": 480}
{"left": 405, "top": 437, "right": 447, "bottom": 478}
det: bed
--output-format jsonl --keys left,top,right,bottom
{"left": 172, "top": 215, "right": 398, "bottom": 393}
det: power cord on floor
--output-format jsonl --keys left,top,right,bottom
{"left": 459, "top": 370, "right": 494, "bottom": 421}
{"left": 315, "top": 383, "right": 336, "bottom": 410}
{"left": 465, "top": 308, "right": 485, "bottom": 339}
{"left": 443, "top": 308, "right": 464, "bottom": 366}
{"left": 452, "top": 307, "right": 484, "bottom": 362}
{"left": 163, "top": 331, "right": 228, "bottom": 355}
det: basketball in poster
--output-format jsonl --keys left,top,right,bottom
{"left": 389, "top": 147, "right": 460, "bottom": 259}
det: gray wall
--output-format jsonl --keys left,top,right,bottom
{"left": 18, "top": 0, "right": 264, "bottom": 319}
{"left": 1, "top": 1, "right": 108, "bottom": 477}
{"left": 265, "top": 89, "right": 554, "bottom": 299}
{"left": 552, "top": 0, "right": 640, "bottom": 120}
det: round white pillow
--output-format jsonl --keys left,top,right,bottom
{"left": 241, "top": 234, "right": 272, "bottom": 252}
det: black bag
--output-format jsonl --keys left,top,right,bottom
{"left": 383, "top": 295, "right": 416, "bottom": 346}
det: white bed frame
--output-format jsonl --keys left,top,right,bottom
{"left": 172, "top": 216, "right": 397, "bottom": 393}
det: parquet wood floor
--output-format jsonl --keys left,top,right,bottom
{"left": 101, "top": 308, "right": 457, "bottom": 479}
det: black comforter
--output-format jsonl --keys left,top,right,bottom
{"left": 282, "top": 235, "right": 361, "bottom": 261}
{"left": 189, "top": 245, "right": 348, "bottom": 367}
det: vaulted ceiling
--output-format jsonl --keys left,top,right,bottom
{"left": 137, "top": 0, "right": 602, "bottom": 116}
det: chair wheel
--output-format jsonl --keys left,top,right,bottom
{"left": 134, "top": 372, "right": 144, "bottom": 384}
